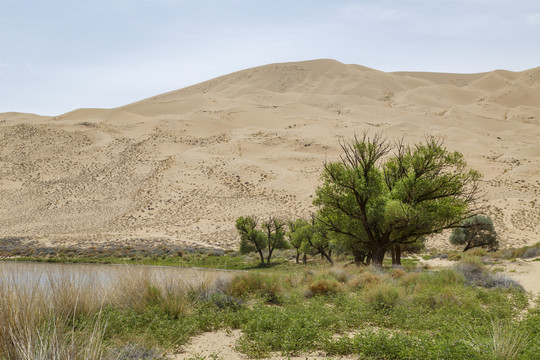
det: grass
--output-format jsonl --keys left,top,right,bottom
{"left": 1, "top": 254, "right": 539, "bottom": 359}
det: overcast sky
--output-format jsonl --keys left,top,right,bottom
{"left": 1, "top": 0, "right": 539, "bottom": 115}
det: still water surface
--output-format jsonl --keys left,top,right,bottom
{"left": 0, "top": 261, "right": 233, "bottom": 289}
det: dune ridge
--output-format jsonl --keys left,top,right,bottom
{"left": 1, "top": 59, "right": 539, "bottom": 250}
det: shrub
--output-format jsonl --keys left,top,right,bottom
{"left": 327, "top": 268, "right": 350, "bottom": 283}
{"left": 364, "top": 282, "right": 402, "bottom": 310}
{"left": 464, "top": 318, "right": 531, "bottom": 360}
{"left": 349, "top": 271, "right": 381, "bottom": 289}
{"left": 308, "top": 277, "right": 342, "bottom": 296}
{"left": 521, "top": 247, "right": 540, "bottom": 259}
{"left": 208, "top": 293, "right": 244, "bottom": 310}
{"left": 455, "top": 257, "right": 524, "bottom": 290}
{"left": 226, "top": 273, "right": 284, "bottom": 304}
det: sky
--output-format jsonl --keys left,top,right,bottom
{"left": 1, "top": 0, "right": 539, "bottom": 115}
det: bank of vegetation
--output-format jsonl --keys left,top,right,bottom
{"left": 1, "top": 134, "right": 539, "bottom": 359}
{"left": 0, "top": 254, "right": 539, "bottom": 359}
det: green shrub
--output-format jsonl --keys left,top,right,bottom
{"left": 364, "top": 282, "right": 402, "bottom": 310}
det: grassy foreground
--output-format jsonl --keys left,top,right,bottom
{"left": 1, "top": 255, "right": 539, "bottom": 359}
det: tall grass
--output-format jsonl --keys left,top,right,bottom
{"left": 464, "top": 318, "right": 532, "bottom": 360}
{"left": 0, "top": 263, "right": 233, "bottom": 359}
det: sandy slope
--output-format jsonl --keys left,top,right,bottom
{"left": 1, "top": 59, "right": 539, "bottom": 250}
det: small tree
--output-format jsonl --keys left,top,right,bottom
{"left": 450, "top": 215, "right": 498, "bottom": 252}
{"left": 287, "top": 218, "right": 310, "bottom": 264}
{"left": 261, "top": 217, "right": 289, "bottom": 264}
{"left": 236, "top": 216, "right": 266, "bottom": 265}
{"left": 299, "top": 218, "right": 334, "bottom": 265}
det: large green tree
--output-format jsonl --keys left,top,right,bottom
{"left": 314, "top": 133, "right": 482, "bottom": 266}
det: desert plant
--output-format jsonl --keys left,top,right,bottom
{"left": 314, "top": 133, "right": 482, "bottom": 266}
{"left": 450, "top": 215, "right": 499, "bottom": 252}
{"left": 308, "top": 276, "right": 343, "bottom": 296}
{"left": 464, "top": 318, "right": 531, "bottom": 359}
{"left": 364, "top": 282, "right": 402, "bottom": 310}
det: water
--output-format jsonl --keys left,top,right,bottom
{"left": 0, "top": 261, "right": 233, "bottom": 295}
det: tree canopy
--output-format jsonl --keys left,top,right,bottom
{"left": 236, "top": 215, "right": 288, "bottom": 265}
{"left": 314, "top": 133, "right": 482, "bottom": 266}
{"left": 450, "top": 215, "right": 498, "bottom": 252}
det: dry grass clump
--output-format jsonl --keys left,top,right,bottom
{"left": 0, "top": 269, "right": 107, "bottom": 360}
{"left": 0, "top": 264, "right": 233, "bottom": 359}
{"left": 363, "top": 282, "right": 403, "bottom": 310}
{"left": 111, "top": 267, "right": 231, "bottom": 313}
{"left": 348, "top": 270, "right": 382, "bottom": 289}
{"left": 307, "top": 276, "right": 343, "bottom": 297}
{"left": 226, "top": 272, "right": 284, "bottom": 304}
{"left": 388, "top": 267, "right": 407, "bottom": 279}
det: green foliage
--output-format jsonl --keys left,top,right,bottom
{"left": 450, "top": 215, "right": 499, "bottom": 252}
{"left": 236, "top": 216, "right": 267, "bottom": 265}
{"left": 314, "top": 133, "right": 481, "bottom": 266}
{"left": 236, "top": 216, "right": 288, "bottom": 265}
{"left": 363, "top": 282, "right": 402, "bottom": 310}
{"left": 286, "top": 218, "right": 309, "bottom": 263}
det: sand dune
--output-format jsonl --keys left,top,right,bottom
{"left": 1, "top": 59, "right": 539, "bottom": 251}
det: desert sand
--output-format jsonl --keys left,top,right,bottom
{"left": 0, "top": 59, "right": 539, "bottom": 251}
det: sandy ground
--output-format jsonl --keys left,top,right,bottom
{"left": 0, "top": 59, "right": 539, "bottom": 252}
{"left": 170, "top": 329, "right": 357, "bottom": 360}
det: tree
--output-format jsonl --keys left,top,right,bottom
{"left": 300, "top": 218, "right": 334, "bottom": 265}
{"left": 236, "top": 215, "right": 289, "bottom": 266}
{"left": 287, "top": 218, "right": 310, "bottom": 264}
{"left": 314, "top": 133, "right": 482, "bottom": 266}
{"left": 236, "top": 216, "right": 266, "bottom": 265}
{"left": 450, "top": 215, "right": 498, "bottom": 252}
{"left": 261, "top": 217, "right": 289, "bottom": 264}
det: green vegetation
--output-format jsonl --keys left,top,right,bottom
{"left": 236, "top": 216, "right": 289, "bottom": 265}
{"left": 450, "top": 215, "right": 499, "bottom": 252}
{"left": 313, "top": 134, "right": 482, "bottom": 266}
{"left": 1, "top": 255, "right": 538, "bottom": 359}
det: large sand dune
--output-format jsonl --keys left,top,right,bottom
{"left": 1, "top": 59, "right": 539, "bottom": 250}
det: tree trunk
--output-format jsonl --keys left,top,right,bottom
{"left": 302, "top": 253, "right": 307, "bottom": 265}
{"left": 321, "top": 250, "right": 334, "bottom": 266}
{"left": 394, "top": 245, "right": 401, "bottom": 266}
{"left": 391, "top": 248, "right": 396, "bottom": 265}
{"left": 257, "top": 250, "right": 265, "bottom": 266}
{"left": 372, "top": 246, "right": 385, "bottom": 267}
{"left": 266, "top": 248, "right": 274, "bottom": 265}
{"left": 295, "top": 249, "right": 300, "bottom": 264}
{"left": 351, "top": 248, "right": 366, "bottom": 266}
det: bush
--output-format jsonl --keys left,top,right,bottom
{"left": 226, "top": 273, "right": 284, "bottom": 304}
{"left": 455, "top": 257, "right": 524, "bottom": 290}
{"left": 364, "top": 282, "right": 402, "bottom": 310}
{"left": 349, "top": 271, "right": 381, "bottom": 289}
{"left": 308, "top": 277, "right": 342, "bottom": 296}
{"left": 521, "top": 247, "right": 540, "bottom": 259}
{"left": 208, "top": 293, "right": 244, "bottom": 310}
